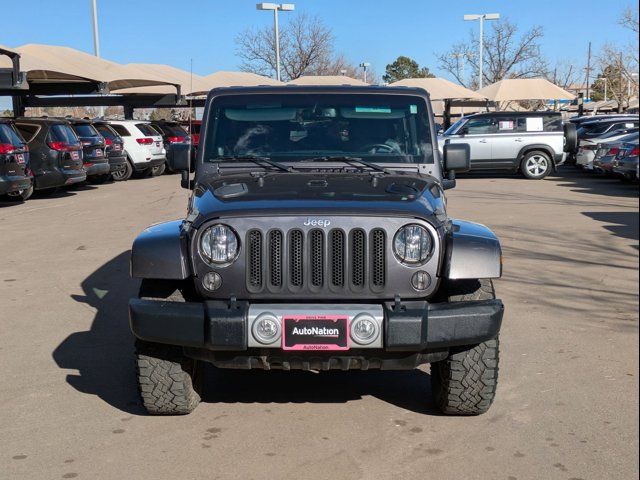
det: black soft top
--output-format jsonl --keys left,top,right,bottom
{"left": 465, "top": 111, "right": 561, "bottom": 119}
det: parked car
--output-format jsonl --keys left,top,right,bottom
{"left": 0, "top": 118, "right": 33, "bottom": 201}
{"left": 569, "top": 113, "right": 638, "bottom": 127}
{"left": 149, "top": 120, "right": 191, "bottom": 175}
{"left": 612, "top": 141, "right": 640, "bottom": 181}
{"left": 14, "top": 117, "right": 86, "bottom": 193}
{"left": 439, "top": 111, "right": 576, "bottom": 179}
{"left": 93, "top": 121, "right": 130, "bottom": 181}
{"left": 108, "top": 120, "right": 166, "bottom": 177}
{"left": 180, "top": 119, "right": 201, "bottom": 160}
{"left": 65, "top": 118, "right": 110, "bottom": 183}
{"left": 592, "top": 132, "right": 639, "bottom": 174}
{"left": 576, "top": 128, "right": 638, "bottom": 170}
{"left": 129, "top": 85, "right": 505, "bottom": 416}
{"left": 576, "top": 116, "right": 639, "bottom": 141}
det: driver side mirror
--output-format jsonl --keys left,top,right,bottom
{"left": 166, "top": 143, "right": 192, "bottom": 189}
{"left": 458, "top": 127, "right": 468, "bottom": 136}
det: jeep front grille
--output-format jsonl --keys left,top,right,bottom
{"left": 246, "top": 227, "right": 386, "bottom": 293}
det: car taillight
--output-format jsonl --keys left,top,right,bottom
{"left": 192, "top": 133, "right": 200, "bottom": 145}
{"left": 608, "top": 147, "right": 619, "bottom": 156}
{"left": 105, "top": 138, "right": 113, "bottom": 146}
{"left": 0, "top": 143, "right": 16, "bottom": 154}
{"left": 136, "top": 137, "right": 153, "bottom": 145}
{"left": 48, "top": 141, "right": 68, "bottom": 151}
{"left": 631, "top": 147, "right": 639, "bottom": 157}
{"left": 168, "top": 136, "right": 186, "bottom": 143}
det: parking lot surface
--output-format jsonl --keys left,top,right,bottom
{"left": 1, "top": 170, "right": 638, "bottom": 480}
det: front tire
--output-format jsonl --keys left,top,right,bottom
{"left": 430, "top": 279, "right": 499, "bottom": 415}
{"left": 135, "top": 340, "right": 202, "bottom": 415}
{"left": 521, "top": 151, "right": 552, "bottom": 180}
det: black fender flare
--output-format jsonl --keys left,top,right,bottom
{"left": 516, "top": 144, "right": 557, "bottom": 170}
{"left": 444, "top": 220, "right": 502, "bottom": 280}
{"left": 131, "top": 220, "right": 191, "bottom": 279}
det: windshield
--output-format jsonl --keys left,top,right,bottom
{"left": 443, "top": 117, "right": 466, "bottom": 136}
{"left": 203, "top": 94, "right": 434, "bottom": 164}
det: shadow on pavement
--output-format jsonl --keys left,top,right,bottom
{"left": 552, "top": 167, "right": 639, "bottom": 198}
{"left": 52, "top": 251, "right": 144, "bottom": 415}
{"left": 53, "top": 251, "right": 441, "bottom": 416}
{"left": 582, "top": 211, "right": 640, "bottom": 245}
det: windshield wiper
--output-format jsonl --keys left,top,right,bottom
{"left": 213, "top": 155, "right": 294, "bottom": 173}
{"left": 304, "top": 155, "right": 389, "bottom": 174}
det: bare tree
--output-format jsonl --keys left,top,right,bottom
{"left": 236, "top": 13, "right": 362, "bottom": 82}
{"left": 619, "top": 5, "right": 639, "bottom": 33}
{"left": 437, "top": 18, "right": 547, "bottom": 89}
{"left": 545, "top": 61, "right": 582, "bottom": 90}
{"left": 595, "top": 43, "right": 639, "bottom": 108}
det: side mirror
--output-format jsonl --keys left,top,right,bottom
{"left": 458, "top": 127, "right": 467, "bottom": 136}
{"left": 444, "top": 143, "right": 470, "bottom": 173}
{"left": 167, "top": 142, "right": 190, "bottom": 172}
{"left": 442, "top": 143, "right": 470, "bottom": 191}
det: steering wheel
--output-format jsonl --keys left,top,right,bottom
{"left": 362, "top": 143, "right": 397, "bottom": 154}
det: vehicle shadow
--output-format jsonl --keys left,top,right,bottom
{"left": 582, "top": 211, "right": 640, "bottom": 246}
{"left": 52, "top": 250, "right": 144, "bottom": 415}
{"left": 551, "top": 166, "right": 639, "bottom": 198}
{"left": 203, "top": 366, "right": 440, "bottom": 415}
{"left": 52, "top": 251, "right": 441, "bottom": 416}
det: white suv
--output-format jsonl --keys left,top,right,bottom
{"left": 108, "top": 121, "right": 166, "bottom": 177}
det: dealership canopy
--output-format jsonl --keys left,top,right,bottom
{"left": 478, "top": 78, "right": 575, "bottom": 101}
{"left": 0, "top": 44, "right": 179, "bottom": 93}
{"left": 390, "top": 77, "right": 486, "bottom": 100}
{"left": 203, "top": 71, "right": 283, "bottom": 91}
{"left": 288, "top": 75, "right": 367, "bottom": 86}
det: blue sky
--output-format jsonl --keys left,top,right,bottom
{"left": 1, "top": 0, "right": 636, "bottom": 109}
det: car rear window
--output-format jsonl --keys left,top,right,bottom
{"left": 155, "top": 124, "right": 188, "bottom": 137}
{"left": 15, "top": 123, "right": 40, "bottom": 142}
{"left": 50, "top": 124, "right": 79, "bottom": 144}
{"left": 0, "top": 123, "right": 26, "bottom": 146}
{"left": 95, "top": 124, "right": 118, "bottom": 140}
{"left": 110, "top": 124, "right": 130, "bottom": 137}
{"left": 136, "top": 124, "right": 158, "bottom": 137}
{"left": 72, "top": 124, "right": 100, "bottom": 137}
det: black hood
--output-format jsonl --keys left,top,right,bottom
{"left": 190, "top": 172, "right": 446, "bottom": 227}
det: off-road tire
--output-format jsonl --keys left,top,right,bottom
{"left": 521, "top": 150, "right": 552, "bottom": 180}
{"left": 135, "top": 339, "right": 203, "bottom": 415}
{"left": 151, "top": 162, "right": 166, "bottom": 177}
{"left": 431, "top": 279, "right": 499, "bottom": 415}
{"left": 112, "top": 161, "right": 133, "bottom": 181}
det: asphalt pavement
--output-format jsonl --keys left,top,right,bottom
{"left": 1, "top": 168, "right": 638, "bottom": 480}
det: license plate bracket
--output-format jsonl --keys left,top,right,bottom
{"left": 282, "top": 315, "right": 349, "bottom": 351}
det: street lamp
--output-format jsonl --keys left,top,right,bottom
{"left": 360, "top": 62, "right": 370, "bottom": 83}
{"left": 256, "top": 3, "right": 295, "bottom": 82}
{"left": 463, "top": 13, "right": 500, "bottom": 90}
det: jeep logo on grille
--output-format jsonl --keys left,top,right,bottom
{"left": 303, "top": 218, "right": 331, "bottom": 228}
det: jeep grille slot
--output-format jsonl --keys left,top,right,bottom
{"left": 330, "top": 230, "right": 346, "bottom": 287}
{"left": 269, "top": 230, "right": 283, "bottom": 287}
{"left": 351, "top": 229, "right": 366, "bottom": 287}
{"left": 289, "top": 229, "right": 304, "bottom": 288}
{"left": 247, "top": 230, "right": 263, "bottom": 289}
{"left": 310, "top": 229, "right": 324, "bottom": 287}
{"left": 372, "top": 229, "right": 386, "bottom": 287}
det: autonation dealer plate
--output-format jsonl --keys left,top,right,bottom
{"left": 282, "top": 315, "right": 349, "bottom": 351}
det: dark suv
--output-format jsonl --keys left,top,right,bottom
{"left": 149, "top": 120, "right": 190, "bottom": 174}
{"left": 93, "top": 121, "right": 130, "bottom": 181}
{"left": 0, "top": 118, "right": 33, "bottom": 201}
{"left": 129, "top": 86, "right": 504, "bottom": 416}
{"left": 66, "top": 118, "right": 110, "bottom": 183}
{"left": 15, "top": 118, "right": 86, "bottom": 192}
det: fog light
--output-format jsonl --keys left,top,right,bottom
{"left": 202, "top": 272, "right": 223, "bottom": 291}
{"left": 350, "top": 314, "right": 379, "bottom": 345}
{"left": 411, "top": 271, "right": 431, "bottom": 291}
{"left": 252, "top": 314, "right": 281, "bottom": 344}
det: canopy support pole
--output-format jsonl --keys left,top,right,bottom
{"left": 12, "top": 95, "right": 25, "bottom": 117}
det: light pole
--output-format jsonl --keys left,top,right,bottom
{"left": 463, "top": 13, "right": 500, "bottom": 90}
{"left": 91, "top": 0, "right": 100, "bottom": 57}
{"left": 360, "top": 62, "right": 370, "bottom": 83}
{"left": 256, "top": 3, "right": 295, "bottom": 82}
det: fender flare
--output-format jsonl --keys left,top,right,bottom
{"left": 131, "top": 220, "right": 191, "bottom": 279}
{"left": 444, "top": 220, "right": 502, "bottom": 280}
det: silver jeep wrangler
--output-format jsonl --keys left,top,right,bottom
{"left": 440, "top": 111, "right": 577, "bottom": 179}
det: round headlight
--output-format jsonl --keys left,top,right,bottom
{"left": 200, "top": 224, "right": 239, "bottom": 264}
{"left": 393, "top": 224, "right": 432, "bottom": 264}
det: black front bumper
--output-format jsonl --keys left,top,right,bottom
{"left": 130, "top": 298, "right": 503, "bottom": 354}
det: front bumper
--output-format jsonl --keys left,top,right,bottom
{"left": 0, "top": 175, "right": 32, "bottom": 195}
{"left": 129, "top": 298, "right": 504, "bottom": 364}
